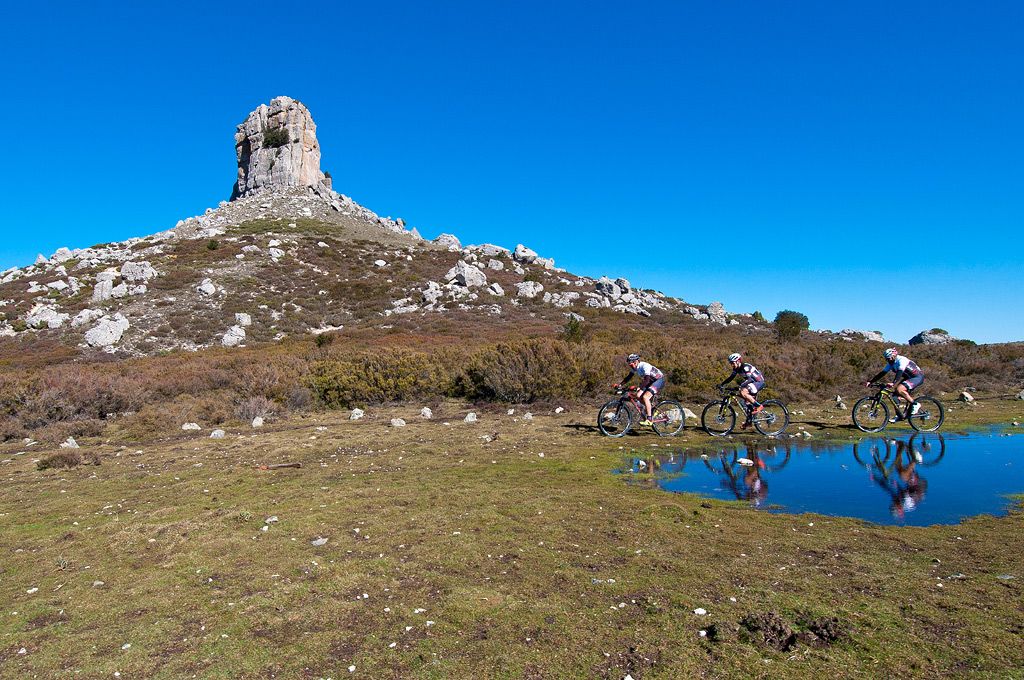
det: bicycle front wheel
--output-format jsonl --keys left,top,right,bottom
{"left": 702, "top": 401, "right": 736, "bottom": 437}
{"left": 598, "top": 400, "right": 632, "bottom": 437}
{"left": 753, "top": 399, "right": 789, "bottom": 436}
{"left": 852, "top": 396, "right": 889, "bottom": 433}
{"left": 652, "top": 400, "right": 685, "bottom": 437}
{"left": 908, "top": 396, "right": 944, "bottom": 432}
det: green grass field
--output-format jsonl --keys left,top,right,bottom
{"left": 2, "top": 399, "right": 1022, "bottom": 678}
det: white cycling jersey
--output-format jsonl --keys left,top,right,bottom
{"left": 884, "top": 355, "right": 922, "bottom": 377}
{"left": 630, "top": 362, "right": 664, "bottom": 380}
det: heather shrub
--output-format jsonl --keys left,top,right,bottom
{"left": 236, "top": 395, "right": 275, "bottom": 421}
{"left": 464, "top": 339, "right": 608, "bottom": 402}
{"left": 308, "top": 348, "right": 451, "bottom": 407}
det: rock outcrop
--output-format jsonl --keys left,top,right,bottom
{"left": 909, "top": 329, "right": 956, "bottom": 345}
{"left": 231, "top": 96, "right": 326, "bottom": 200}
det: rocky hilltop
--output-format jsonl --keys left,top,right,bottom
{"left": 0, "top": 97, "right": 906, "bottom": 357}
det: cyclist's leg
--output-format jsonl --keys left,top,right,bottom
{"left": 900, "top": 375, "right": 924, "bottom": 412}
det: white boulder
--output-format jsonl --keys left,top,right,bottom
{"left": 84, "top": 313, "right": 130, "bottom": 347}
{"left": 445, "top": 261, "right": 487, "bottom": 288}
{"left": 515, "top": 281, "right": 544, "bottom": 299}
{"left": 513, "top": 244, "right": 538, "bottom": 263}
{"left": 222, "top": 325, "right": 246, "bottom": 347}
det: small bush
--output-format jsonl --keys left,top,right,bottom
{"left": 774, "top": 310, "right": 809, "bottom": 341}
{"left": 36, "top": 450, "right": 98, "bottom": 470}
{"left": 314, "top": 333, "right": 335, "bottom": 348}
{"left": 930, "top": 328, "right": 948, "bottom": 335}
{"left": 206, "top": 239, "right": 220, "bottom": 251}
{"left": 523, "top": 270, "right": 544, "bottom": 283}
{"left": 562, "top": 316, "right": 585, "bottom": 343}
{"left": 236, "top": 395, "right": 275, "bottom": 422}
{"left": 262, "top": 128, "right": 290, "bottom": 148}
{"left": 751, "top": 311, "right": 766, "bottom": 323}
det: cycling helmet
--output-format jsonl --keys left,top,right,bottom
{"left": 883, "top": 347, "right": 898, "bottom": 361}
{"left": 627, "top": 353, "right": 641, "bottom": 364}
{"left": 728, "top": 353, "right": 742, "bottom": 363}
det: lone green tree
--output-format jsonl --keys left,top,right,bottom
{"left": 773, "top": 310, "right": 809, "bottom": 341}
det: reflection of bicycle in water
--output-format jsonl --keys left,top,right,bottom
{"left": 697, "top": 443, "right": 792, "bottom": 507}
{"left": 852, "top": 434, "right": 943, "bottom": 518}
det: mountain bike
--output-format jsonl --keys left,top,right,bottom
{"left": 597, "top": 386, "right": 685, "bottom": 437}
{"left": 852, "top": 383, "right": 944, "bottom": 433}
{"left": 701, "top": 387, "right": 789, "bottom": 437}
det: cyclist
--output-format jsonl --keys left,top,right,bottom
{"left": 614, "top": 353, "right": 665, "bottom": 427}
{"left": 718, "top": 353, "right": 765, "bottom": 428}
{"left": 865, "top": 348, "right": 924, "bottom": 419}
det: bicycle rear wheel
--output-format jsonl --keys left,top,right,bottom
{"left": 908, "top": 396, "right": 944, "bottom": 432}
{"left": 753, "top": 399, "right": 789, "bottom": 436}
{"left": 852, "top": 396, "right": 889, "bottom": 433}
{"left": 702, "top": 400, "right": 736, "bottom": 437}
{"left": 652, "top": 400, "right": 684, "bottom": 437}
{"left": 598, "top": 400, "right": 632, "bottom": 437}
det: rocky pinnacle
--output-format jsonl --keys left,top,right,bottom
{"left": 230, "top": 96, "right": 327, "bottom": 200}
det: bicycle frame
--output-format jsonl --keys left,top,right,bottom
{"left": 868, "top": 385, "right": 910, "bottom": 419}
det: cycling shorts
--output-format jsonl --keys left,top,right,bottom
{"left": 901, "top": 374, "right": 924, "bottom": 392}
{"left": 741, "top": 379, "right": 765, "bottom": 395}
{"left": 640, "top": 377, "right": 665, "bottom": 395}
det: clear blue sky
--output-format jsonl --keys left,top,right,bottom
{"left": 1, "top": 1, "right": 1020, "bottom": 343}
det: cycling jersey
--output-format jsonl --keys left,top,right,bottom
{"left": 722, "top": 363, "right": 764, "bottom": 387}
{"left": 882, "top": 355, "right": 922, "bottom": 380}
{"left": 629, "top": 362, "right": 664, "bottom": 380}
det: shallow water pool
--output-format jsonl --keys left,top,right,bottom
{"left": 622, "top": 431, "right": 1024, "bottom": 526}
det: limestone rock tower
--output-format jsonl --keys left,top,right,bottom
{"left": 230, "top": 96, "right": 328, "bottom": 200}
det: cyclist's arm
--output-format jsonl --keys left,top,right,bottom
{"left": 618, "top": 371, "right": 634, "bottom": 386}
{"left": 718, "top": 370, "right": 738, "bottom": 388}
{"left": 866, "top": 368, "right": 889, "bottom": 384}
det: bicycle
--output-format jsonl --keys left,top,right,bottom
{"left": 701, "top": 387, "right": 789, "bottom": 437}
{"left": 851, "top": 383, "right": 944, "bottom": 433}
{"left": 597, "top": 386, "right": 685, "bottom": 437}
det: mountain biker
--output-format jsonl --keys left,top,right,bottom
{"left": 718, "top": 353, "right": 765, "bottom": 428}
{"left": 865, "top": 348, "right": 924, "bottom": 419}
{"left": 614, "top": 353, "right": 665, "bottom": 427}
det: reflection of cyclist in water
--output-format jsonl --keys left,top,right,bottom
{"left": 861, "top": 439, "right": 928, "bottom": 518}
{"left": 705, "top": 445, "right": 770, "bottom": 507}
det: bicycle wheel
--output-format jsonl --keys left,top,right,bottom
{"left": 852, "top": 396, "right": 890, "bottom": 433}
{"left": 598, "top": 400, "right": 632, "bottom": 437}
{"left": 702, "top": 400, "right": 736, "bottom": 437}
{"left": 651, "top": 400, "right": 685, "bottom": 437}
{"left": 753, "top": 399, "right": 789, "bottom": 436}
{"left": 908, "top": 396, "right": 944, "bottom": 432}
{"left": 853, "top": 439, "right": 891, "bottom": 467}
{"left": 908, "top": 433, "right": 945, "bottom": 465}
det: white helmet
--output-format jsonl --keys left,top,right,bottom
{"left": 884, "top": 347, "right": 898, "bottom": 361}
{"left": 728, "top": 353, "right": 742, "bottom": 363}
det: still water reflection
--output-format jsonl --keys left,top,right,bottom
{"left": 622, "top": 432, "right": 1024, "bottom": 526}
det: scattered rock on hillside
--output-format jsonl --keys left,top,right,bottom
{"left": 350, "top": 408, "right": 365, "bottom": 420}
{"left": 486, "top": 258, "right": 504, "bottom": 271}
{"left": 445, "top": 261, "right": 487, "bottom": 288}
{"left": 84, "top": 313, "right": 130, "bottom": 348}
{"left": 60, "top": 437, "right": 80, "bottom": 449}
{"left": 390, "top": 418, "right": 406, "bottom": 427}
{"left": 222, "top": 325, "right": 246, "bottom": 347}
{"left": 120, "top": 261, "right": 158, "bottom": 282}
{"left": 71, "top": 309, "right": 104, "bottom": 328}
{"left": 959, "top": 391, "right": 975, "bottom": 403}
{"left": 515, "top": 281, "right": 544, "bottom": 299}
{"left": 420, "top": 407, "right": 432, "bottom": 419}
{"left": 197, "top": 279, "right": 217, "bottom": 296}
{"left": 513, "top": 244, "right": 538, "bottom": 263}
{"left": 251, "top": 416, "right": 264, "bottom": 428}
{"left": 464, "top": 412, "right": 478, "bottom": 423}
{"left": 1017, "top": 390, "right": 1024, "bottom": 401}
{"left": 706, "top": 301, "right": 728, "bottom": 326}
{"left": 434, "top": 234, "right": 462, "bottom": 251}
{"left": 181, "top": 423, "right": 201, "bottom": 431}
{"left": 26, "top": 304, "right": 69, "bottom": 329}
{"left": 235, "top": 313, "right": 252, "bottom": 327}
{"left": 51, "top": 247, "right": 74, "bottom": 263}
{"left": 909, "top": 329, "right": 956, "bottom": 345}
{"left": 210, "top": 429, "right": 226, "bottom": 439}
{"left": 488, "top": 283, "right": 505, "bottom": 296}
{"left": 840, "top": 329, "right": 885, "bottom": 343}
{"left": 231, "top": 96, "right": 326, "bottom": 199}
